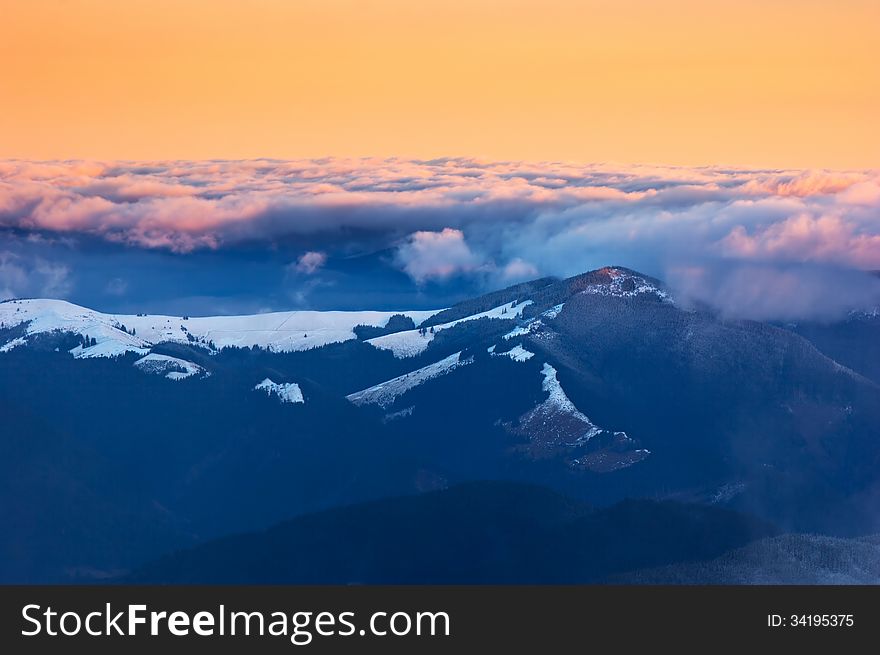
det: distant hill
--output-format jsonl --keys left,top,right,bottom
{"left": 619, "top": 534, "right": 880, "bottom": 584}
{"left": 124, "top": 482, "right": 775, "bottom": 584}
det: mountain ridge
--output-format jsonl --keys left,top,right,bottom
{"left": 0, "top": 266, "right": 671, "bottom": 361}
{"left": 3, "top": 265, "right": 880, "bottom": 582}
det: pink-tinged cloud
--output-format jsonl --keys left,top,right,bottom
{"left": 0, "top": 158, "right": 878, "bottom": 281}
{"left": 738, "top": 170, "right": 868, "bottom": 198}
{"left": 720, "top": 213, "right": 880, "bottom": 269}
{"left": 293, "top": 251, "right": 328, "bottom": 274}
{"left": 839, "top": 180, "right": 880, "bottom": 206}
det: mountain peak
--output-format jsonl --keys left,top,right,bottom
{"left": 571, "top": 266, "right": 670, "bottom": 301}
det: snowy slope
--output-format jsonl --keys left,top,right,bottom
{"left": 346, "top": 351, "right": 473, "bottom": 408}
{"left": 534, "top": 363, "right": 603, "bottom": 445}
{"left": 502, "top": 304, "right": 563, "bottom": 341}
{"left": 254, "top": 378, "right": 305, "bottom": 404}
{"left": 367, "top": 301, "right": 533, "bottom": 358}
{"left": 1, "top": 299, "right": 151, "bottom": 358}
{"left": 509, "top": 363, "right": 649, "bottom": 472}
{"left": 0, "top": 299, "right": 440, "bottom": 358}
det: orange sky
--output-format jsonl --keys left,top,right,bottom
{"left": 1, "top": 0, "right": 877, "bottom": 167}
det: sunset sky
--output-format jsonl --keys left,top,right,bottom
{"left": 2, "top": 0, "right": 878, "bottom": 167}
{"left": 2, "top": 1, "right": 879, "bottom": 317}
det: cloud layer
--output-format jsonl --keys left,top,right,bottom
{"left": 1, "top": 158, "right": 879, "bottom": 319}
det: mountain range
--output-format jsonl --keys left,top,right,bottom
{"left": 2, "top": 266, "right": 879, "bottom": 583}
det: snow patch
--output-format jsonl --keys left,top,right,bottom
{"left": 503, "top": 319, "right": 544, "bottom": 340}
{"left": 254, "top": 378, "right": 304, "bottom": 404}
{"left": 0, "top": 337, "right": 25, "bottom": 353}
{"left": 542, "top": 303, "right": 565, "bottom": 319}
{"left": 493, "top": 344, "right": 534, "bottom": 362}
{"left": 711, "top": 482, "right": 748, "bottom": 504}
{"left": 347, "top": 351, "right": 473, "bottom": 408}
{"left": 383, "top": 406, "right": 415, "bottom": 423}
{"left": 501, "top": 303, "right": 562, "bottom": 341}
{"left": 134, "top": 353, "right": 207, "bottom": 380}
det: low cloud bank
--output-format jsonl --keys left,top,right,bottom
{"left": 1, "top": 158, "right": 878, "bottom": 320}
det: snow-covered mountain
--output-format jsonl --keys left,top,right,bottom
{"left": 0, "top": 267, "right": 668, "bottom": 360}
{"left": 3, "top": 265, "right": 880, "bottom": 583}
{"left": 0, "top": 298, "right": 440, "bottom": 358}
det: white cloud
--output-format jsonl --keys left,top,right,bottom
{"left": 667, "top": 262, "right": 880, "bottom": 322}
{"left": 395, "top": 228, "right": 483, "bottom": 283}
{"left": 500, "top": 258, "right": 539, "bottom": 282}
